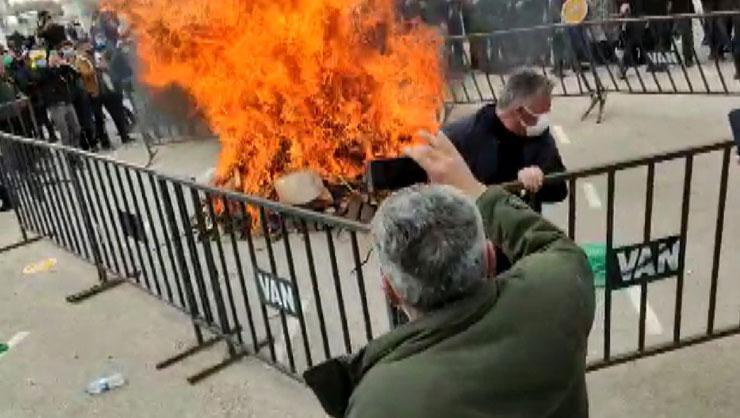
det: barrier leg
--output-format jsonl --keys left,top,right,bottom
{"left": 63, "top": 150, "right": 125, "bottom": 303}
{"left": 581, "top": 91, "right": 607, "bottom": 124}
{"left": 0, "top": 141, "right": 41, "bottom": 253}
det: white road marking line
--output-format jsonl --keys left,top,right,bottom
{"left": 276, "top": 299, "right": 312, "bottom": 364}
{"left": 0, "top": 331, "right": 30, "bottom": 360}
{"left": 7, "top": 331, "right": 30, "bottom": 348}
{"left": 582, "top": 182, "right": 603, "bottom": 209}
{"left": 627, "top": 287, "right": 664, "bottom": 336}
{"left": 551, "top": 125, "right": 571, "bottom": 145}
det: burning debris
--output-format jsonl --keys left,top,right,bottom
{"left": 105, "top": 0, "right": 445, "bottom": 202}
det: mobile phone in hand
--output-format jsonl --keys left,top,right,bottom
{"left": 367, "top": 157, "right": 428, "bottom": 191}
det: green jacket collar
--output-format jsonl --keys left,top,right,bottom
{"left": 303, "top": 280, "right": 500, "bottom": 417}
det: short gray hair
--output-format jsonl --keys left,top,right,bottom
{"left": 371, "top": 184, "right": 486, "bottom": 311}
{"left": 497, "top": 68, "right": 554, "bottom": 111}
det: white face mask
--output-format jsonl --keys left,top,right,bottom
{"left": 523, "top": 107, "right": 551, "bottom": 137}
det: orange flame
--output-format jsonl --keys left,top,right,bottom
{"left": 105, "top": 0, "right": 444, "bottom": 198}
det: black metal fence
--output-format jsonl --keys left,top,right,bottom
{"left": 1, "top": 98, "right": 739, "bottom": 382}
{"left": 0, "top": 99, "right": 384, "bottom": 383}
{"left": 445, "top": 12, "right": 740, "bottom": 121}
{"left": 552, "top": 138, "right": 739, "bottom": 370}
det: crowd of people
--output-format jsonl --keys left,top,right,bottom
{"left": 401, "top": 0, "right": 740, "bottom": 79}
{"left": 0, "top": 10, "right": 135, "bottom": 151}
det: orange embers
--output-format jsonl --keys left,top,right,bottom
{"left": 106, "top": 0, "right": 444, "bottom": 198}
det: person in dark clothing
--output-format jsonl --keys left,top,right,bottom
{"left": 0, "top": 67, "right": 23, "bottom": 212}
{"left": 703, "top": 0, "right": 737, "bottom": 61}
{"left": 37, "top": 52, "right": 82, "bottom": 147}
{"left": 617, "top": 0, "right": 670, "bottom": 76}
{"left": 10, "top": 55, "right": 58, "bottom": 142}
{"left": 671, "top": 0, "right": 696, "bottom": 67}
{"left": 38, "top": 21, "right": 68, "bottom": 52}
{"left": 108, "top": 42, "right": 137, "bottom": 130}
{"left": 97, "top": 52, "right": 132, "bottom": 144}
{"left": 443, "top": 69, "right": 567, "bottom": 274}
{"left": 730, "top": 108, "right": 740, "bottom": 164}
{"left": 443, "top": 69, "right": 568, "bottom": 214}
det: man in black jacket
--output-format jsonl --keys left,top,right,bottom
{"left": 38, "top": 52, "right": 82, "bottom": 147}
{"left": 443, "top": 68, "right": 568, "bottom": 214}
{"left": 443, "top": 69, "right": 567, "bottom": 273}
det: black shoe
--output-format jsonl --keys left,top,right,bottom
{"left": 98, "top": 136, "right": 112, "bottom": 149}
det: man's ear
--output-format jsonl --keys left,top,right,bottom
{"left": 382, "top": 276, "right": 402, "bottom": 307}
{"left": 484, "top": 240, "right": 496, "bottom": 278}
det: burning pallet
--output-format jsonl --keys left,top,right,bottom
{"left": 274, "top": 169, "right": 379, "bottom": 224}
{"left": 192, "top": 169, "right": 380, "bottom": 243}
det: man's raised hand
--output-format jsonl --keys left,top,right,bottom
{"left": 405, "top": 130, "right": 487, "bottom": 200}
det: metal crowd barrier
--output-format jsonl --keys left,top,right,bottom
{"left": 1, "top": 99, "right": 739, "bottom": 382}
{"left": 445, "top": 12, "right": 740, "bottom": 122}
{"left": 0, "top": 99, "right": 383, "bottom": 383}
{"left": 557, "top": 137, "right": 738, "bottom": 370}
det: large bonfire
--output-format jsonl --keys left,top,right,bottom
{"left": 105, "top": 0, "right": 444, "bottom": 198}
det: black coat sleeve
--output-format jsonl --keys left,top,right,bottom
{"left": 536, "top": 135, "right": 568, "bottom": 204}
{"left": 442, "top": 114, "right": 476, "bottom": 168}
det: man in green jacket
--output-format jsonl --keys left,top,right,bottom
{"left": 304, "top": 130, "right": 595, "bottom": 417}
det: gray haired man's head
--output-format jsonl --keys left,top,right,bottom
{"left": 497, "top": 68, "right": 554, "bottom": 111}
{"left": 371, "top": 184, "right": 487, "bottom": 312}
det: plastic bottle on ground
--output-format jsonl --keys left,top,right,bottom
{"left": 85, "top": 373, "right": 126, "bottom": 395}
